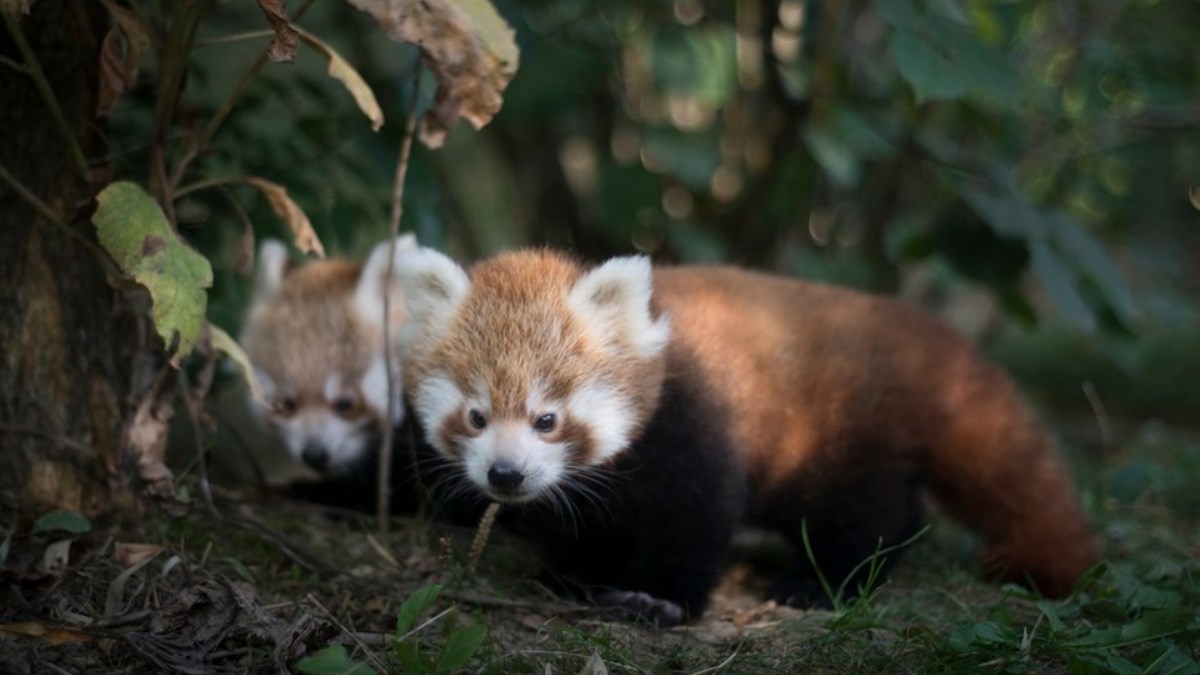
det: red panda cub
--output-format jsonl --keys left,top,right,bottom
{"left": 395, "top": 247, "right": 1097, "bottom": 626}
{"left": 239, "top": 236, "right": 417, "bottom": 512}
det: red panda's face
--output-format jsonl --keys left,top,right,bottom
{"left": 241, "top": 238, "right": 412, "bottom": 475}
{"left": 397, "top": 249, "right": 670, "bottom": 504}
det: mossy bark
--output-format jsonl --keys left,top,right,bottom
{"left": 0, "top": 1, "right": 133, "bottom": 515}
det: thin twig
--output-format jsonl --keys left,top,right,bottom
{"left": 179, "top": 341, "right": 220, "bottom": 518}
{"left": 193, "top": 29, "right": 274, "bottom": 48}
{"left": 0, "top": 162, "right": 65, "bottom": 227}
{"left": 688, "top": 647, "right": 741, "bottom": 675}
{"left": 1081, "top": 380, "right": 1114, "bottom": 452}
{"left": 306, "top": 593, "right": 389, "bottom": 674}
{"left": 167, "top": 0, "right": 320, "bottom": 192}
{"left": 0, "top": 423, "right": 95, "bottom": 456}
{"left": 377, "top": 69, "right": 423, "bottom": 533}
{"left": 0, "top": 53, "right": 29, "bottom": 75}
{"left": 1, "top": 11, "right": 90, "bottom": 179}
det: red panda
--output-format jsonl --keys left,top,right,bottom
{"left": 239, "top": 236, "right": 418, "bottom": 512}
{"left": 395, "top": 247, "right": 1097, "bottom": 626}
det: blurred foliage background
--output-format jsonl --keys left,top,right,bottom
{"left": 108, "top": 0, "right": 1199, "bottom": 429}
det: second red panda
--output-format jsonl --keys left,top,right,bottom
{"left": 395, "top": 247, "right": 1097, "bottom": 625}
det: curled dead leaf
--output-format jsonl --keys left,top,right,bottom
{"left": 257, "top": 0, "right": 298, "bottom": 63}
{"left": 114, "top": 542, "right": 165, "bottom": 567}
{"left": 96, "top": 0, "right": 150, "bottom": 116}
{"left": 241, "top": 178, "right": 325, "bottom": 257}
{"left": 344, "top": 0, "right": 519, "bottom": 148}
{"left": 296, "top": 27, "right": 385, "bottom": 131}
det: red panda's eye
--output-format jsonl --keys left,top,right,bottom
{"left": 275, "top": 397, "right": 297, "bottom": 416}
{"left": 333, "top": 397, "right": 358, "bottom": 417}
{"left": 469, "top": 409, "right": 487, "bottom": 430}
{"left": 533, "top": 413, "right": 556, "bottom": 433}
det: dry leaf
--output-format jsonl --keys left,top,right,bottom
{"left": 208, "top": 322, "right": 266, "bottom": 404}
{"left": 235, "top": 219, "right": 255, "bottom": 277}
{"left": 114, "top": 542, "right": 165, "bottom": 566}
{"left": 105, "top": 553, "right": 159, "bottom": 617}
{"left": 344, "top": 0, "right": 519, "bottom": 148}
{"left": 296, "top": 27, "right": 385, "bottom": 131}
{"left": 124, "top": 370, "right": 176, "bottom": 492}
{"left": 577, "top": 652, "right": 608, "bottom": 675}
{"left": 0, "top": 622, "right": 92, "bottom": 645}
{"left": 257, "top": 0, "right": 298, "bottom": 63}
{"left": 241, "top": 178, "right": 325, "bottom": 257}
{"left": 96, "top": 0, "right": 150, "bottom": 116}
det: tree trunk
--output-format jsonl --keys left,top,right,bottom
{"left": 0, "top": 1, "right": 133, "bottom": 516}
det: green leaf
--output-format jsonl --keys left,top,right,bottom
{"left": 1048, "top": 214, "right": 1138, "bottom": 327}
{"left": 32, "top": 510, "right": 92, "bottom": 535}
{"left": 392, "top": 642, "right": 430, "bottom": 675}
{"left": 295, "top": 645, "right": 377, "bottom": 675}
{"left": 435, "top": 624, "right": 487, "bottom": 674}
{"left": 93, "top": 181, "right": 213, "bottom": 366}
{"left": 875, "top": 0, "right": 918, "bottom": 29}
{"left": 1031, "top": 241, "right": 1096, "bottom": 333}
{"left": 890, "top": 29, "right": 965, "bottom": 102}
{"left": 396, "top": 584, "right": 443, "bottom": 636}
{"left": 1064, "top": 610, "right": 1197, "bottom": 650}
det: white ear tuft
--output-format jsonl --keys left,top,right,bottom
{"left": 353, "top": 237, "right": 415, "bottom": 328}
{"left": 253, "top": 239, "right": 290, "bottom": 302}
{"left": 395, "top": 246, "right": 471, "bottom": 348}
{"left": 567, "top": 256, "right": 670, "bottom": 359}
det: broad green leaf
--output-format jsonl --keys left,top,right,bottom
{"left": 1048, "top": 214, "right": 1138, "bottom": 326}
{"left": 875, "top": 0, "right": 918, "bottom": 29}
{"left": 890, "top": 30, "right": 965, "bottom": 102}
{"left": 295, "top": 645, "right": 377, "bottom": 675}
{"left": 208, "top": 323, "right": 266, "bottom": 403}
{"left": 1031, "top": 241, "right": 1095, "bottom": 332}
{"left": 435, "top": 624, "right": 487, "bottom": 674}
{"left": 1063, "top": 610, "right": 1197, "bottom": 649}
{"left": 296, "top": 27, "right": 384, "bottom": 132}
{"left": 93, "top": 181, "right": 212, "bottom": 366}
{"left": 961, "top": 188, "right": 1035, "bottom": 238}
{"left": 396, "top": 584, "right": 443, "bottom": 636}
{"left": 32, "top": 510, "right": 92, "bottom": 535}
{"left": 927, "top": 18, "right": 1022, "bottom": 108}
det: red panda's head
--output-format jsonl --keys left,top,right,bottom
{"left": 240, "top": 236, "right": 413, "bottom": 475}
{"left": 397, "top": 248, "right": 671, "bottom": 504}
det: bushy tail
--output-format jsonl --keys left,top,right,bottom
{"left": 927, "top": 356, "right": 1097, "bottom": 597}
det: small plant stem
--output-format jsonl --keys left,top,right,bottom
{"left": 0, "top": 162, "right": 110, "bottom": 261}
{"left": 167, "top": 0, "right": 320, "bottom": 192}
{"left": 2, "top": 11, "right": 90, "bottom": 179}
{"left": 306, "top": 594, "right": 389, "bottom": 674}
{"left": 0, "top": 53, "right": 29, "bottom": 75}
{"left": 377, "top": 70, "right": 423, "bottom": 533}
{"left": 193, "top": 29, "right": 274, "bottom": 48}
{"left": 0, "top": 162, "right": 64, "bottom": 227}
{"left": 174, "top": 176, "right": 240, "bottom": 200}
{"left": 468, "top": 502, "right": 502, "bottom": 579}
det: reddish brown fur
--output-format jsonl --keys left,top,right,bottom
{"left": 653, "top": 266, "right": 1096, "bottom": 597}
{"left": 241, "top": 257, "right": 385, "bottom": 423}
{"left": 406, "top": 251, "right": 665, "bottom": 465}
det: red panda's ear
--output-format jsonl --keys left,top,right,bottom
{"left": 567, "top": 256, "right": 670, "bottom": 359}
{"left": 253, "top": 239, "right": 290, "bottom": 302}
{"left": 353, "top": 236, "right": 418, "bottom": 329}
{"left": 395, "top": 246, "right": 471, "bottom": 347}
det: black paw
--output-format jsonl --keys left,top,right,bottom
{"left": 595, "top": 590, "right": 686, "bottom": 627}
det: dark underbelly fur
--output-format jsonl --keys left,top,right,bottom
{"left": 500, "top": 368, "right": 748, "bottom": 626}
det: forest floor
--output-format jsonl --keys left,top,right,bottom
{"left": 2, "top": 414, "right": 1198, "bottom": 674}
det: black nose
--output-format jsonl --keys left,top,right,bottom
{"left": 487, "top": 461, "right": 524, "bottom": 490}
{"left": 301, "top": 443, "right": 329, "bottom": 470}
